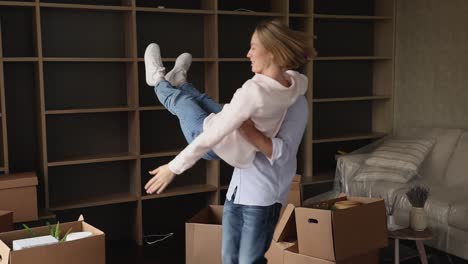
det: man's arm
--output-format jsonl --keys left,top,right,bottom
{"left": 239, "top": 96, "right": 309, "bottom": 165}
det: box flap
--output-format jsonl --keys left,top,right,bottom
{"left": 0, "top": 172, "right": 38, "bottom": 190}
{"left": 273, "top": 204, "right": 295, "bottom": 242}
{"left": 0, "top": 239, "right": 10, "bottom": 264}
{"left": 331, "top": 199, "right": 387, "bottom": 260}
{"left": 295, "top": 207, "right": 335, "bottom": 261}
{"left": 284, "top": 244, "right": 334, "bottom": 264}
{"left": 187, "top": 205, "right": 223, "bottom": 225}
{"left": 0, "top": 211, "right": 13, "bottom": 233}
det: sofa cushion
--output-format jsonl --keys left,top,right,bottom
{"left": 365, "top": 138, "right": 435, "bottom": 173}
{"left": 444, "top": 132, "right": 468, "bottom": 187}
{"left": 449, "top": 200, "right": 468, "bottom": 232}
{"left": 354, "top": 165, "right": 415, "bottom": 183}
{"left": 396, "top": 128, "right": 463, "bottom": 182}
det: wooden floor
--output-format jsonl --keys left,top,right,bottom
{"left": 106, "top": 238, "right": 468, "bottom": 264}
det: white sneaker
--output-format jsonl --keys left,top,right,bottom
{"left": 144, "top": 43, "right": 165, "bottom": 86}
{"left": 165, "top": 53, "right": 192, "bottom": 87}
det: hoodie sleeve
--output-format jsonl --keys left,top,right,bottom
{"left": 168, "top": 81, "right": 259, "bottom": 174}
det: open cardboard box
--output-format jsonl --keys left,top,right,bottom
{"left": 0, "top": 172, "right": 38, "bottom": 222}
{"left": 186, "top": 205, "right": 223, "bottom": 264}
{"left": 0, "top": 216, "right": 105, "bottom": 264}
{"left": 295, "top": 196, "right": 388, "bottom": 261}
{"left": 266, "top": 204, "right": 297, "bottom": 264}
{"left": 0, "top": 212, "right": 12, "bottom": 233}
{"left": 284, "top": 244, "right": 379, "bottom": 264}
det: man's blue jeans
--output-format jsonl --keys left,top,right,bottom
{"left": 222, "top": 191, "right": 282, "bottom": 264}
{"left": 154, "top": 80, "right": 221, "bottom": 160}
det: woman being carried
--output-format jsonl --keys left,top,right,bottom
{"left": 144, "top": 19, "right": 314, "bottom": 195}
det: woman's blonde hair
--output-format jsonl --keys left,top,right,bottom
{"left": 255, "top": 19, "right": 315, "bottom": 70}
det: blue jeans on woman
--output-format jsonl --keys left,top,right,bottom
{"left": 154, "top": 80, "right": 282, "bottom": 263}
{"left": 155, "top": 80, "right": 221, "bottom": 160}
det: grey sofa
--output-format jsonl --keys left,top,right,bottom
{"left": 306, "top": 127, "right": 468, "bottom": 260}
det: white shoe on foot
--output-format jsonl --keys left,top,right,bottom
{"left": 165, "top": 53, "right": 192, "bottom": 87}
{"left": 144, "top": 43, "right": 165, "bottom": 86}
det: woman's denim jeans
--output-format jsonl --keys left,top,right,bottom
{"left": 154, "top": 80, "right": 221, "bottom": 160}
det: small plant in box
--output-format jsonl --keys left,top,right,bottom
{"left": 23, "top": 221, "right": 72, "bottom": 242}
{"left": 406, "top": 185, "right": 429, "bottom": 231}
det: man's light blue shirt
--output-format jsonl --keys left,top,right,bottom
{"left": 226, "top": 96, "right": 309, "bottom": 206}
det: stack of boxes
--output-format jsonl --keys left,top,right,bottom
{"left": 0, "top": 172, "right": 106, "bottom": 264}
{"left": 187, "top": 192, "right": 388, "bottom": 264}
{"left": 268, "top": 196, "right": 388, "bottom": 263}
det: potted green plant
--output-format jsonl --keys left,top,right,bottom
{"left": 406, "top": 185, "right": 429, "bottom": 231}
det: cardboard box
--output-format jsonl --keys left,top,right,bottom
{"left": 287, "top": 175, "right": 301, "bottom": 206}
{"left": 0, "top": 211, "right": 13, "bottom": 233}
{"left": 284, "top": 244, "right": 379, "bottom": 264}
{"left": 295, "top": 196, "right": 387, "bottom": 261}
{"left": 0, "top": 215, "right": 105, "bottom": 264}
{"left": 266, "top": 204, "right": 297, "bottom": 264}
{"left": 0, "top": 172, "right": 38, "bottom": 222}
{"left": 186, "top": 205, "right": 223, "bottom": 264}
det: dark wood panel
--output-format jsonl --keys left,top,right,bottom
{"left": 49, "top": 160, "right": 134, "bottom": 207}
{"left": 313, "top": 60, "right": 373, "bottom": 98}
{"left": 313, "top": 101, "right": 372, "bottom": 139}
{"left": 314, "top": 0, "right": 375, "bottom": 16}
{"left": 0, "top": 7, "right": 34, "bottom": 57}
{"left": 44, "top": 62, "right": 128, "bottom": 110}
{"left": 4, "top": 62, "right": 38, "bottom": 172}
{"left": 46, "top": 112, "right": 129, "bottom": 161}
{"left": 41, "top": 9, "right": 126, "bottom": 57}
{"left": 136, "top": 12, "right": 205, "bottom": 58}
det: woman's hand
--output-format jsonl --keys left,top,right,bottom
{"left": 145, "top": 164, "right": 176, "bottom": 194}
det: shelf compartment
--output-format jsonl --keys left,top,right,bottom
{"left": 289, "top": 0, "right": 313, "bottom": 15}
{"left": 48, "top": 152, "right": 137, "bottom": 167}
{"left": 0, "top": 7, "right": 35, "bottom": 57}
{"left": 48, "top": 160, "right": 137, "bottom": 209}
{"left": 313, "top": 96, "right": 390, "bottom": 103}
{"left": 218, "top": 0, "right": 281, "bottom": 13}
{"left": 44, "top": 62, "right": 131, "bottom": 110}
{"left": 313, "top": 101, "right": 374, "bottom": 139}
{"left": 314, "top": 14, "right": 392, "bottom": 20}
{"left": 39, "top": 2, "right": 132, "bottom": 10}
{"left": 218, "top": 15, "right": 266, "bottom": 58}
{"left": 313, "top": 60, "right": 374, "bottom": 98}
{"left": 136, "top": 0, "right": 213, "bottom": 10}
{"left": 218, "top": 62, "right": 253, "bottom": 104}
{"left": 217, "top": 10, "right": 283, "bottom": 17}
{"left": 46, "top": 112, "right": 131, "bottom": 162}
{"left": 314, "top": 19, "right": 374, "bottom": 57}
{"left": 0, "top": 1, "right": 34, "bottom": 6}
{"left": 139, "top": 110, "right": 187, "bottom": 154}
{"left": 314, "top": 56, "right": 391, "bottom": 61}
{"left": 3, "top": 62, "right": 38, "bottom": 172}
{"left": 312, "top": 139, "right": 374, "bottom": 174}
{"left": 53, "top": 202, "right": 138, "bottom": 240}
{"left": 302, "top": 171, "right": 335, "bottom": 186}
{"left": 40, "top": 0, "right": 130, "bottom": 7}
{"left": 46, "top": 107, "right": 135, "bottom": 115}
{"left": 136, "top": 12, "right": 210, "bottom": 58}
{"left": 141, "top": 156, "right": 207, "bottom": 194}
{"left": 289, "top": 17, "right": 313, "bottom": 33}
{"left": 138, "top": 62, "right": 206, "bottom": 107}
{"left": 314, "top": 0, "right": 374, "bottom": 16}
{"left": 41, "top": 8, "right": 127, "bottom": 57}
